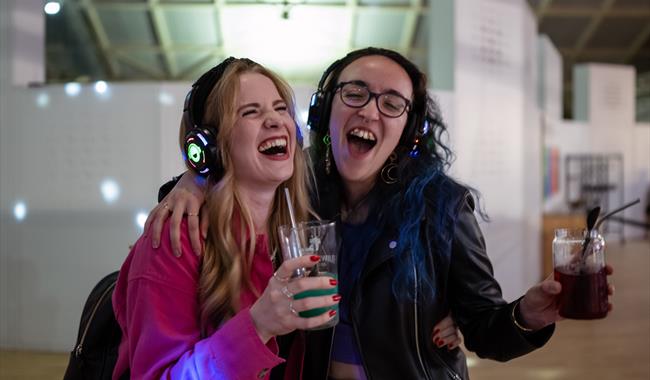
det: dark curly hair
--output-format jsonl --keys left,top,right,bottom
{"left": 308, "top": 47, "right": 482, "bottom": 302}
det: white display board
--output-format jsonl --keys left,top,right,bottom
{"left": 452, "top": 0, "right": 541, "bottom": 298}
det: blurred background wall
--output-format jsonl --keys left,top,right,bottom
{"left": 1, "top": 0, "right": 648, "bottom": 352}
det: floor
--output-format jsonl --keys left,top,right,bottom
{"left": 1, "top": 240, "right": 648, "bottom": 379}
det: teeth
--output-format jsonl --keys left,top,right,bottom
{"left": 349, "top": 128, "right": 376, "bottom": 141}
{"left": 258, "top": 137, "right": 288, "bottom": 152}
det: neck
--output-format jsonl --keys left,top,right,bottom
{"left": 341, "top": 178, "right": 375, "bottom": 223}
{"left": 237, "top": 184, "right": 277, "bottom": 234}
{"left": 342, "top": 177, "right": 375, "bottom": 209}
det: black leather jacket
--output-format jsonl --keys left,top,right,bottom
{"left": 300, "top": 182, "right": 554, "bottom": 380}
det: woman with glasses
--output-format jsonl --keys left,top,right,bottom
{"left": 146, "top": 48, "right": 614, "bottom": 379}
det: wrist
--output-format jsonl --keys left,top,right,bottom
{"left": 512, "top": 299, "right": 535, "bottom": 332}
{"left": 249, "top": 305, "right": 273, "bottom": 344}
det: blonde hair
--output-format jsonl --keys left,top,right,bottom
{"left": 180, "top": 59, "right": 314, "bottom": 332}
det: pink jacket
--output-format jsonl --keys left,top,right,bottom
{"left": 112, "top": 219, "right": 285, "bottom": 379}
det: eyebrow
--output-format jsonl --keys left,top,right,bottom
{"left": 343, "top": 80, "right": 410, "bottom": 100}
{"left": 236, "top": 99, "right": 286, "bottom": 113}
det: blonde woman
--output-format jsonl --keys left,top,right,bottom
{"left": 112, "top": 58, "right": 338, "bottom": 379}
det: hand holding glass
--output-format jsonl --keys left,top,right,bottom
{"left": 278, "top": 221, "right": 339, "bottom": 329}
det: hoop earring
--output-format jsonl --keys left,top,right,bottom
{"left": 323, "top": 134, "right": 332, "bottom": 175}
{"left": 381, "top": 152, "right": 398, "bottom": 184}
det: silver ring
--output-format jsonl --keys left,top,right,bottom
{"left": 186, "top": 212, "right": 198, "bottom": 217}
{"left": 163, "top": 203, "right": 171, "bottom": 212}
{"left": 289, "top": 301, "right": 298, "bottom": 316}
{"left": 281, "top": 286, "right": 294, "bottom": 299}
{"left": 273, "top": 271, "right": 290, "bottom": 283}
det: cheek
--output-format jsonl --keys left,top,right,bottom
{"left": 385, "top": 119, "right": 407, "bottom": 148}
{"left": 229, "top": 132, "right": 256, "bottom": 168}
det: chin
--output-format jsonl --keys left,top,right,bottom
{"left": 271, "top": 168, "right": 293, "bottom": 184}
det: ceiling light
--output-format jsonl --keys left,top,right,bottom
{"left": 94, "top": 80, "right": 108, "bottom": 94}
{"left": 13, "top": 201, "right": 27, "bottom": 221}
{"left": 100, "top": 178, "right": 120, "bottom": 204}
{"left": 64, "top": 82, "right": 81, "bottom": 97}
{"left": 44, "top": 2, "right": 61, "bottom": 15}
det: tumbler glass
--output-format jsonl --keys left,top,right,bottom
{"left": 278, "top": 220, "right": 339, "bottom": 329}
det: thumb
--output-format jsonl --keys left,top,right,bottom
{"left": 541, "top": 280, "right": 562, "bottom": 295}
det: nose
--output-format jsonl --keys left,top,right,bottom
{"left": 357, "top": 95, "right": 380, "bottom": 121}
{"left": 263, "top": 114, "right": 281, "bottom": 129}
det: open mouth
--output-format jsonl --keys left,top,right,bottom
{"left": 258, "top": 137, "right": 288, "bottom": 156}
{"left": 347, "top": 128, "right": 377, "bottom": 154}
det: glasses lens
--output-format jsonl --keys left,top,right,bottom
{"left": 340, "top": 83, "right": 369, "bottom": 107}
{"left": 378, "top": 94, "right": 407, "bottom": 117}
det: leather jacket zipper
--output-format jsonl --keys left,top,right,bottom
{"left": 413, "top": 266, "right": 433, "bottom": 380}
{"left": 74, "top": 281, "right": 117, "bottom": 357}
{"left": 413, "top": 266, "right": 462, "bottom": 380}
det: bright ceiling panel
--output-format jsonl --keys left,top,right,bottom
{"left": 171, "top": 52, "right": 218, "bottom": 77}
{"left": 163, "top": 8, "right": 220, "bottom": 45}
{"left": 220, "top": 5, "right": 351, "bottom": 80}
{"left": 360, "top": 0, "right": 411, "bottom": 5}
{"left": 117, "top": 51, "right": 165, "bottom": 77}
{"left": 354, "top": 9, "right": 406, "bottom": 48}
{"left": 98, "top": 9, "right": 156, "bottom": 45}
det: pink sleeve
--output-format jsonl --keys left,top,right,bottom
{"left": 122, "top": 220, "right": 284, "bottom": 379}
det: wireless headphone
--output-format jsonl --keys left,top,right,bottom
{"left": 182, "top": 57, "right": 239, "bottom": 178}
{"left": 306, "top": 48, "right": 433, "bottom": 158}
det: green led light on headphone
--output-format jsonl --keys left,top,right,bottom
{"left": 187, "top": 143, "right": 202, "bottom": 163}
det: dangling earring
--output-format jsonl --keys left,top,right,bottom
{"left": 323, "top": 134, "right": 332, "bottom": 175}
{"left": 381, "top": 152, "right": 398, "bottom": 184}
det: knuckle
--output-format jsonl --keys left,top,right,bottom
{"left": 298, "top": 298, "right": 317, "bottom": 310}
{"left": 291, "top": 280, "right": 306, "bottom": 293}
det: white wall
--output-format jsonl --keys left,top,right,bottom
{"left": 451, "top": 0, "right": 541, "bottom": 299}
{"left": 0, "top": 80, "right": 192, "bottom": 350}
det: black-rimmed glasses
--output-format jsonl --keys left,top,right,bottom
{"left": 335, "top": 81, "right": 411, "bottom": 118}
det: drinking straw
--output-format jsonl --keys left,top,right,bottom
{"left": 594, "top": 198, "right": 640, "bottom": 230}
{"left": 284, "top": 187, "right": 305, "bottom": 276}
{"left": 284, "top": 187, "right": 298, "bottom": 230}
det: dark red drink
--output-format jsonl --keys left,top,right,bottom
{"left": 554, "top": 266, "right": 608, "bottom": 319}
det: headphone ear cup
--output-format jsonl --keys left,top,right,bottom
{"left": 184, "top": 127, "right": 223, "bottom": 178}
{"left": 307, "top": 91, "right": 323, "bottom": 133}
{"left": 400, "top": 114, "right": 419, "bottom": 146}
{"left": 307, "top": 90, "right": 334, "bottom": 136}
